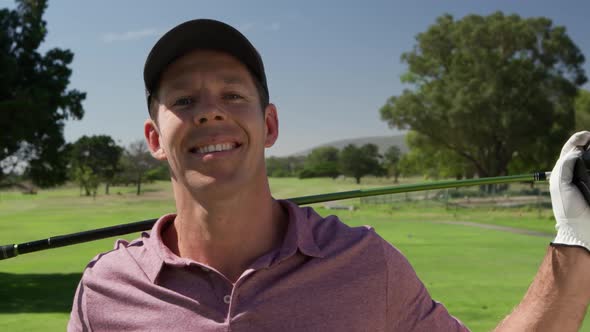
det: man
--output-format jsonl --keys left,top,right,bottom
{"left": 68, "top": 19, "right": 590, "bottom": 331}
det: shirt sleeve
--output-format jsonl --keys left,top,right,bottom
{"left": 68, "top": 277, "right": 91, "bottom": 332}
{"left": 380, "top": 239, "right": 470, "bottom": 331}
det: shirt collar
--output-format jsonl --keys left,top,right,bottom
{"left": 150, "top": 214, "right": 195, "bottom": 267}
{"left": 275, "top": 199, "right": 324, "bottom": 261}
{"left": 129, "top": 234, "right": 164, "bottom": 284}
{"left": 142, "top": 213, "right": 183, "bottom": 283}
{"left": 143, "top": 200, "right": 325, "bottom": 282}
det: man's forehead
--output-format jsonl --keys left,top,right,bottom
{"left": 159, "top": 50, "right": 254, "bottom": 90}
{"left": 163, "top": 72, "right": 249, "bottom": 90}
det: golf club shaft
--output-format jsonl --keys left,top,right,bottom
{"left": 0, "top": 172, "right": 550, "bottom": 260}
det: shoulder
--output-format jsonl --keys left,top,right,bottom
{"left": 81, "top": 232, "right": 157, "bottom": 286}
{"left": 70, "top": 232, "right": 165, "bottom": 330}
{"left": 311, "top": 210, "right": 378, "bottom": 247}
{"left": 80, "top": 214, "right": 177, "bottom": 284}
{"left": 297, "top": 204, "right": 398, "bottom": 263}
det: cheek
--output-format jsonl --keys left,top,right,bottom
{"left": 158, "top": 116, "right": 186, "bottom": 155}
{"left": 246, "top": 117, "right": 267, "bottom": 145}
{"left": 241, "top": 106, "right": 265, "bottom": 126}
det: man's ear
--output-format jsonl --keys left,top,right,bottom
{"left": 144, "top": 119, "right": 167, "bottom": 160}
{"left": 264, "top": 103, "right": 279, "bottom": 148}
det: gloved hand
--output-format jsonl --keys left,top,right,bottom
{"left": 551, "top": 131, "right": 590, "bottom": 251}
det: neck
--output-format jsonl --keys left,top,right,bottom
{"left": 164, "top": 177, "right": 287, "bottom": 283}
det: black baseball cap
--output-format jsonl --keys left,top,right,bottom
{"left": 143, "top": 19, "right": 269, "bottom": 111}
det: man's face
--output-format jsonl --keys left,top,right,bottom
{"left": 144, "top": 50, "right": 278, "bottom": 196}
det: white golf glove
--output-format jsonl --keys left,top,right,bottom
{"left": 551, "top": 131, "right": 590, "bottom": 251}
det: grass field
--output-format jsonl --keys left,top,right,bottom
{"left": 0, "top": 177, "right": 587, "bottom": 331}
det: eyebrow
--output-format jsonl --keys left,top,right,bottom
{"left": 219, "top": 74, "right": 248, "bottom": 85}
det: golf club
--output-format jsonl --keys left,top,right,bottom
{"left": 0, "top": 171, "right": 551, "bottom": 261}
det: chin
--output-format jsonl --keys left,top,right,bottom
{"left": 182, "top": 170, "right": 245, "bottom": 193}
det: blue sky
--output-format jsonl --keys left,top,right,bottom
{"left": 3, "top": 0, "right": 590, "bottom": 156}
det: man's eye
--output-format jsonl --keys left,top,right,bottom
{"left": 173, "top": 97, "right": 193, "bottom": 106}
{"left": 224, "top": 93, "right": 243, "bottom": 101}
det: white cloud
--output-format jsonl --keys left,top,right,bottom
{"left": 237, "top": 22, "right": 255, "bottom": 32}
{"left": 101, "top": 28, "right": 159, "bottom": 43}
{"left": 267, "top": 22, "right": 280, "bottom": 31}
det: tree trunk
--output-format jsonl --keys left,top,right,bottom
{"left": 355, "top": 177, "right": 361, "bottom": 184}
{"left": 105, "top": 182, "right": 110, "bottom": 195}
{"left": 136, "top": 177, "right": 141, "bottom": 195}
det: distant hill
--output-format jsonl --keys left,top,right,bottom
{"left": 292, "top": 134, "right": 407, "bottom": 156}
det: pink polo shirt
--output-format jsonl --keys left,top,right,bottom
{"left": 68, "top": 200, "right": 468, "bottom": 331}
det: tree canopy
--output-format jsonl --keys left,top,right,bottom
{"left": 0, "top": 0, "right": 85, "bottom": 187}
{"left": 383, "top": 145, "right": 402, "bottom": 182}
{"left": 119, "top": 140, "right": 161, "bottom": 195}
{"left": 380, "top": 12, "right": 586, "bottom": 177}
{"left": 266, "top": 156, "right": 305, "bottom": 177}
{"left": 299, "top": 146, "right": 340, "bottom": 179}
{"left": 339, "top": 144, "right": 383, "bottom": 184}
{"left": 398, "top": 131, "right": 475, "bottom": 180}
{"left": 70, "top": 135, "right": 123, "bottom": 196}
{"left": 575, "top": 89, "right": 590, "bottom": 132}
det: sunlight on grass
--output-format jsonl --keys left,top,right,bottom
{"left": 1, "top": 178, "right": 587, "bottom": 332}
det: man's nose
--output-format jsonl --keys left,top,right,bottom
{"left": 193, "top": 96, "right": 226, "bottom": 125}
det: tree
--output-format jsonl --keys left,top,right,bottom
{"left": 401, "top": 131, "right": 476, "bottom": 180}
{"left": 72, "top": 165, "right": 100, "bottom": 197}
{"left": 145, "top": 164, "right": 170, "bottom": 182}
{"left": 380, "top": 12, "right": 586, "bottom": 179}
{"left": 397, "top": 153, "right": 420, "bottom": 178}
{"left": 266, "top": 156, "right": 305, "bottom": 177}
{"left": 383, "top": 145, "right": 402, "bottom": 183}
{"left": 0, "top": 0, "right": 86, "bottom": 187}
{"left": 575, "top": 89, "right": 590, "bottom": 131}
{"left": 300, "top": 146, "right": 340, "bottom": 179}
{"left": 70, "top": 135, "right": 123, "bottom": 196}
{"left": 266, "top": 156, "right": 290, "bottom": 177}
{"left": 120, "top": 140, "right": 159, "bottom": 195}
{"left": 339, "top": 144, "right": 383, "bottom": 184}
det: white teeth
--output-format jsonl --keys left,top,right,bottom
{"left": 195, "top": 143, "right": 236, "bottom": 154}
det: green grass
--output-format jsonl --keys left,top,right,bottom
{"left": 0, "top": 178, "right": 587, "bottom": 331}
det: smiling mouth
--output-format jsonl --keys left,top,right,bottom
{"left": 189, "top": 142, "right": 241, "bottom": 154}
